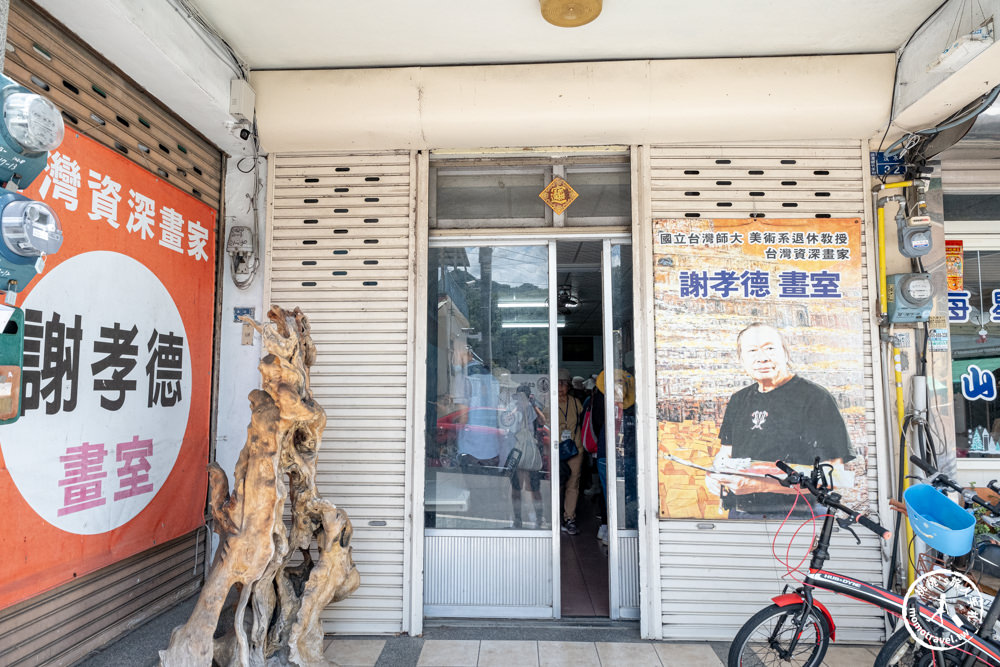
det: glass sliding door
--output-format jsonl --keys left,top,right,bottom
{"left": 603, "top": 241, "right": 640, "bottom": 619}
{"left": 424, "top": 243, "right": 557, "bottom": 617}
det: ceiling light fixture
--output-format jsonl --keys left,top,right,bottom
{"left": 501, "top": 321, "right": 567, "bottom": 329}
{"left": 497, "top": 299, "right": 548, "bottom": 309}
{"left": 540, "top": 0, "right": 602, "bottom": 28}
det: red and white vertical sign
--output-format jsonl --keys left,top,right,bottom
{"left": 0, "top": 131, "right": 216, "bottom": 609}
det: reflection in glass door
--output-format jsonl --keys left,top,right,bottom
{"left": 424, "top": 243, "right": 557, "bottom": 617}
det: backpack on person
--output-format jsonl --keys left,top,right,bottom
{"left": 580, "top": 400, "right": 598, "bottom": 454}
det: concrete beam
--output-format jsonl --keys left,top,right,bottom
{"left": 252, "top": 54, "right": 895, "bottom": 153}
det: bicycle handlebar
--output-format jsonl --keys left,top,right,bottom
{"left": 908, "top": 454, "right": 1000, "bottom": 516}
{"left": 908, "top": 454, "right": 935, "bottom": 476}
{"left": 773, "top": 459, "right": 891, "bottom": 540}
{"left": 856, "top": 513, "right": 892, "bottom": 540}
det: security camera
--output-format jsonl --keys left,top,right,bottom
{"left": 225, "top": 119, "right": 252, "bottom": 142}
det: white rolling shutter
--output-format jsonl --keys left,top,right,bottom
{"left": 267, "top": 151, "right": 414, "bottom": 634}
{"left": 649, "top": 142, "right": 885, "bottom": 642}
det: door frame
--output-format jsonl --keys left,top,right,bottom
{"left": 412, "top": 230, "right": 632, "bottom": 626}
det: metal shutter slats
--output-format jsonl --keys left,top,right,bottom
{"left": 6, "top": 1, "right": 222, "bottom": 209}
{"left": 651, "top": 141, "right": 883, "bottom": 643}
{"left": 268, "top": 151, "right": 412, "bottom": 635}
{"left": 0, "top": 530, "right": 206, "bottom": 666}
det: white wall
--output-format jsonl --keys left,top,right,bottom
{"left": 213, "top": 158, "right": 267, "bottom": 487}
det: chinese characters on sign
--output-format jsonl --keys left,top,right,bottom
{"left": 57, "top": 436, "right": 155, "bottom": 516}
{"left": 947, "top": 290, "right": 1000, "bottom": 323}
{"left": 22, "top": 308, "right": 185, "bottom": 414}
{"left": 664, "top": 229, "right": 849, "bottom": 300}
{"left": 678, "top": 270, "right": 843, "bottom": 299}
{"left": 38, "top": 150, "right": 210, "bottom": 261}
{"left": 961, "top": 364, "right": 998, "bottom": 402}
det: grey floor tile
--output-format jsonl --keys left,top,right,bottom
{"left": 324, "top": 639, "right": 387, "bottom": 666}
{"left": 538, "top": 641, "right": 600, "bottom": 667}
{"left": 478, "top": 640, "right": 538, "bottom": 667}
{"left": 595, "top": 641, "right": 663, "bottom": 666}
{"left": 822, "top": 645, "right": 878, "bottom": 666}
{"left": 654, "top": 642, "right": 722, "bottom": 666}
{"left": 417, "top": 639, "right": 481, "bottom": 667}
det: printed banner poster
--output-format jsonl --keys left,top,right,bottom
{"left": 0, "top": 131, "right": 216, "bottom": 608}
{"left": 654, "top": 219, "right": 868, "bottom": 520}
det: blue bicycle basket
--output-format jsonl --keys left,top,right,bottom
{"left": 903, "top": 484, "right": 975, "bottom": 557}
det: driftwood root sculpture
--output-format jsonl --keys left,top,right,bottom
{"left": 160, "top": 305, "right": 360, "bottom": 667}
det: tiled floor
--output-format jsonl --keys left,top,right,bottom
{"left": 323, "top": 638, "right": 879, "bottom": 666}
{"left": 74, "top": 589, "right": 884, "bottom": 667}
{"left": 559, "top": 480, "right": 609, "bottom": 616}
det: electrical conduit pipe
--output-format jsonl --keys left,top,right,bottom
{"left": 874, "top": 180, "right": 915, "bottom": 587}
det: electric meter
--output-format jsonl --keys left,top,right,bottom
{"left": 898, "top": 216, "right": 933, "bottom": 258}
{"left": 887, "top": 272, "right": 934, "bottom": 323}
{"left": 0, "top": 191, "right": 62, "bottom": 295}
{"left": 0, "top": 74, "right": 65, "bottom": 187}
{"left": 3, "top": 92, "right": 63, "bottom": 153}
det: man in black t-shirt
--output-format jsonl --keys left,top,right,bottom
{"left": 707, "top": 323, "right": 855, "bottom": 518}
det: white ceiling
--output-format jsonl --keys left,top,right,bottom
{"left": 187, "top": 0, "right": 945, "bottom": 71}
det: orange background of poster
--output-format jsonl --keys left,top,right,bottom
{"left": 654, "top": 218, "right": 868, "bottom": 520}
{"left": 0, "top": 131, "right": 216, "bottom": 609}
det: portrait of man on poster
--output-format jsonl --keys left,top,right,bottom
{"left": 706, "top": 322, "right": 856, "bottom": 519}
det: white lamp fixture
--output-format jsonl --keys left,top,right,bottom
{"left": 497, "top": 299, "right": 548, "bottom": 309}
{"left": 540, "top": 0, "right": 602, "bottom": 28}
{"left": 501, "top": 315, "right": 567, "bottom": 329}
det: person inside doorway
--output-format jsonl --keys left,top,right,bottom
{"left": 590, "top": 369, "right": 637, "bottom": 537}
{"left": 706, "top": 322, "right": 856, "bottom": 519}
{"left": 558, "top": 368, "right": 584, "bottom": 535}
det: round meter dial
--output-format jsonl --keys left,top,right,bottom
{"left": 3, "top": 91, "right": 64, "bottom": 153}
{"left": 901, "top": 274, "right": 933, "bottom": 306}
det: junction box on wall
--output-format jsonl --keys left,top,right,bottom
{"left": 226, "top": 225, "right": 255, "bottom": 276}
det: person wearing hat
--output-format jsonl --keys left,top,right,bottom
{"left": 558, "top": 368, "right": 584, "bottom": 535}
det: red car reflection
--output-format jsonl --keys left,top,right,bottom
{"left": 436, "top": 408, "right": 550, "bottom": 447}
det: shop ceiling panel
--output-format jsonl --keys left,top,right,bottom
{"left": 650, "top": 141, "right": 885, "bottom": 642}
{"left": 191, "top": 0, "right": 939, "bottom": 70}
{"left": 268, "top": 151, "right": 413, "bottom": 634}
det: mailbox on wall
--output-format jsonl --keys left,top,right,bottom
{"left": 0, "top": 306, "right": 23, "bottom": 423}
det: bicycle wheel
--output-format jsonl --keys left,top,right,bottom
{"left": 728, "top": 603, "right": 830, "bottom": 667}
{"left": 873, "top": 626, "right": 966, "bottom": 667}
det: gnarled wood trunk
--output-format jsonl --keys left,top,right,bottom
{"left": 160, "top": 306, "right": 360, "bottom": 667}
